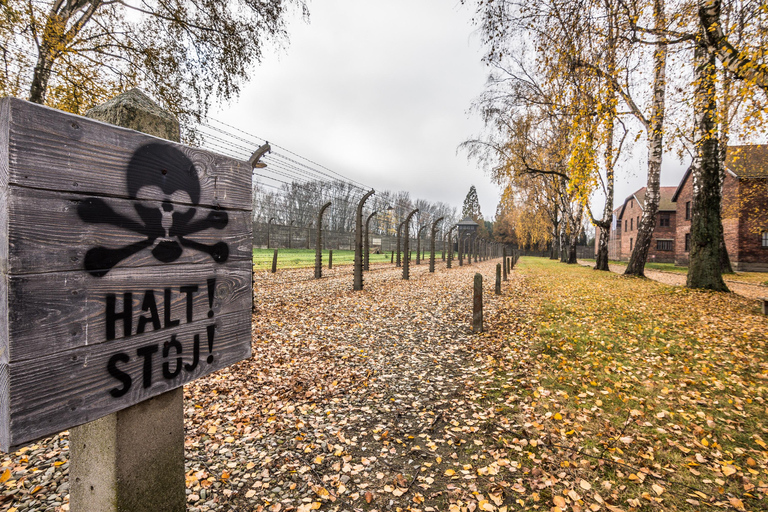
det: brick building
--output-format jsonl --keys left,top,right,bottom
{"left": 672, "top": 145, "right": 768, "bottom": 271}
{"left": 598, "top": 187, "right": 678, "bottom": 262}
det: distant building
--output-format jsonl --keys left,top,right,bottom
{"left": 672, "top": 145, "right": 768, "bottom": 271}
{"left": 598, "top": 187, "right": 678, "bottom": 263}
{"left": 457, "top": 216, "right": 479, "bottom": 241}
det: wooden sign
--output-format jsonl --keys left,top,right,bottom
{"left": 0, "top": 98, "right": 253, "bottom": 452}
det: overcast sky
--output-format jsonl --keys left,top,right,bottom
{"left": 215, "top": 0, "right": 690, "bottom": 220}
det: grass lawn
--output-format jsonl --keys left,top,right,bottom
{"left": 483, "top": 257, "right": 768, "bottom": 510}
{"left": 252, "top": 248, "right": 397, "bottom": 270}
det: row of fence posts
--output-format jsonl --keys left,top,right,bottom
{"left": 256, "top": 190, "right": 516, "bottom": 292}
{"left": 472, "top": 252, "right": 519, "bottom": 333}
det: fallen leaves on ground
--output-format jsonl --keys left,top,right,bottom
{"left": 0, "top": 256, "right": 765, "bottom": 512}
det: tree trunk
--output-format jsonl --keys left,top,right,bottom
{"left": 687, "top": 39, "right": 728, "bottom": 291}
{"left": 29, "top": 44, "right": 54, "bottom": 104}
{"left": 595, "top": 223, "right": 610, "bottom": 270}
{"left": 625, "top": 0, "right": 667, "bottom": 277}
{"left": 567, "top": 204, "right": 583, "bottom": 264}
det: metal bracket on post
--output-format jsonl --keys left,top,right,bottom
{"left": 354, "top": 190, "right": 375, "bottom": 291}
{"left": 429, "top": 217, "right": 444, "bottom": 273}
{"left": 315, "top": 202, "right": 332, "bottom": 279}
{"left": 402, "top": 209, "right": 419, "bottom": 280}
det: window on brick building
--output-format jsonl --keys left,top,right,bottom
{"left": 637, "top": 216, "right": 640, "bottom": 229}
{"left": 685, "top": 201, "right": 691, "bottom": 220}
{"left": 657, "top": 240, "right": 673, "bottom": 251}
{"left": 762, "top": 231, "right": 768, "bottom": 248}
{"left": 624, "top": 219, "right": 627, "bottom": 231}
{"left": 659, "top": 214, "right": 670, "bottom": 227}
{"left": 685, "top": 233, "right": 690, "bottom": 251}
{"left": 630, "top": 238, "right": 633, "bottom": 250}
{"left": 630, "top": 218, "right": 633, "bottom": 231}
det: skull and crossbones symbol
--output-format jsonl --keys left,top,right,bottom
{"left": 78, "top": 142, "right": 229, "bottom": 277}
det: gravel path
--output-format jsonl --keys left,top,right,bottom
{"left": 578, "top": 260, "right": 768, "bottom": 301}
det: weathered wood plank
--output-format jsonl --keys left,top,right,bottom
{"left": 0, "top": 98, "right": 9, "bottom": 453}
{"left": 3, "top": 98, "right": 251, "bottom": 210}
{"left": 7, "top": 187, "right": 251, "bottom": 274}
{"left": 5, "top": 309, "right": 251, "bottom": 451}
{"left": 0, "top": 96, "right": 254, "bottom": 453}
{"left": 7, "top": 260, "right": 252, "bottom": 362}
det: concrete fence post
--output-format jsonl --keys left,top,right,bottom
{"left": 364, "top": 210, "right": 377, "bottom": 271}
{"left": 447, "top": 225, "right": 456, "bottom": 268}
{"left": 396, "top": 221, "right": 405, "bottom": 267}
{"left": 429, "top": 217, "right": 444, "bottom": 273}
{"left": 416, "top": 224, "right": 427, "bottom": 265}
{"left": 288, "top": 220, "right": 294, "bottom": 249}
{"left": 502, "top": 247, "right": 508, "bottom": 281}
{"left": 267, "top": 217, "right": 275, "bottom": 249}
{"left": 473, "top": 273, "right": 483, "bottom": 333}
{"left": 354, "top": 190, "right": 375, "bottom": 290}
{"left": 495, "top": 263, "right": 501, "bottom": 295}
{"left": 315, "top": 201, "right": 332, "bottom": 279}
{"left": 271, "top": 249, "right": 278, "bottom": 273}
{"left": 329, "top": 249, "right": 333, "bottom": 270}
{"left": 70, "top": 89, "right": 186, "bottom": 512}
{"left": 402, "top": 209, "right": 419, "bottom": 280}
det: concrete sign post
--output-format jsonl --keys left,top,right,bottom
{"left": 0, "top": 92, "right": 253, "bottom": 510}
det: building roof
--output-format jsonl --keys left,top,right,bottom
{"left": 617, "top": 186, "right": 677, "bottom": 218}
{"left": 457, "top": 216, "right": 479, "bottom": 226}
{"left": 672, "top": 145, "right": 768, "bottom": 202}
{"left": 725, "top": 145, "right": 768, "bottom": 178}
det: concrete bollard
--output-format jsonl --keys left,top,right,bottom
{"left": 495, "top": 263, "right": 501, "bottom": 295}
{"left": 391, "top": 250, "right": 394, "bottom": 263}
{"left": 502, "top": 247, "right": 508, "bottom": 281}
{"left": 70, "top": 88, "right": 185, "bottom": 512}
{"left": 329, "top": 249, "right": 333, "bottom": 270}
{"left": 473, "top": 273, "right": 483, "bottom": 333}
{"left": 271, "top": 249, "right": 278, "bottom": 273}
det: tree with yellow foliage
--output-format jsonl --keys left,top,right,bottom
{"left": 0, "top": 0, "right": 307, "bottom": 135}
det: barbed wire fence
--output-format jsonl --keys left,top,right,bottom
{"left": 191, "top": 117, "right": 471, "bottom": 283}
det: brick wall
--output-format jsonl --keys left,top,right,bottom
{"left": 736, "top": 178, "right": 768, "bottom": 270}
{"left": 646, "top": 211, "right": 676, "bottom": 263}
{"left": 675, "top": 177, "right": 693, "bottom": 266}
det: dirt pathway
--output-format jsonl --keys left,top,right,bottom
{"left": 578, "top": 260, "right": 768, "bottom": 301}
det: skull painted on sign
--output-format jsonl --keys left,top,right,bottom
{"left": 78, "top": 143, "right": 229, "bottom": 277}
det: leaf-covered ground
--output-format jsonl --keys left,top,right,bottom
{"left": 1, "top": 256, "right": 766, "bottom": 512}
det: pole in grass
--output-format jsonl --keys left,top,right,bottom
{"left": 495, "top": 263, "right": 501, "bottom": 295}
{"left": 272, "top": 249, "right": 278, "bottom": 273}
